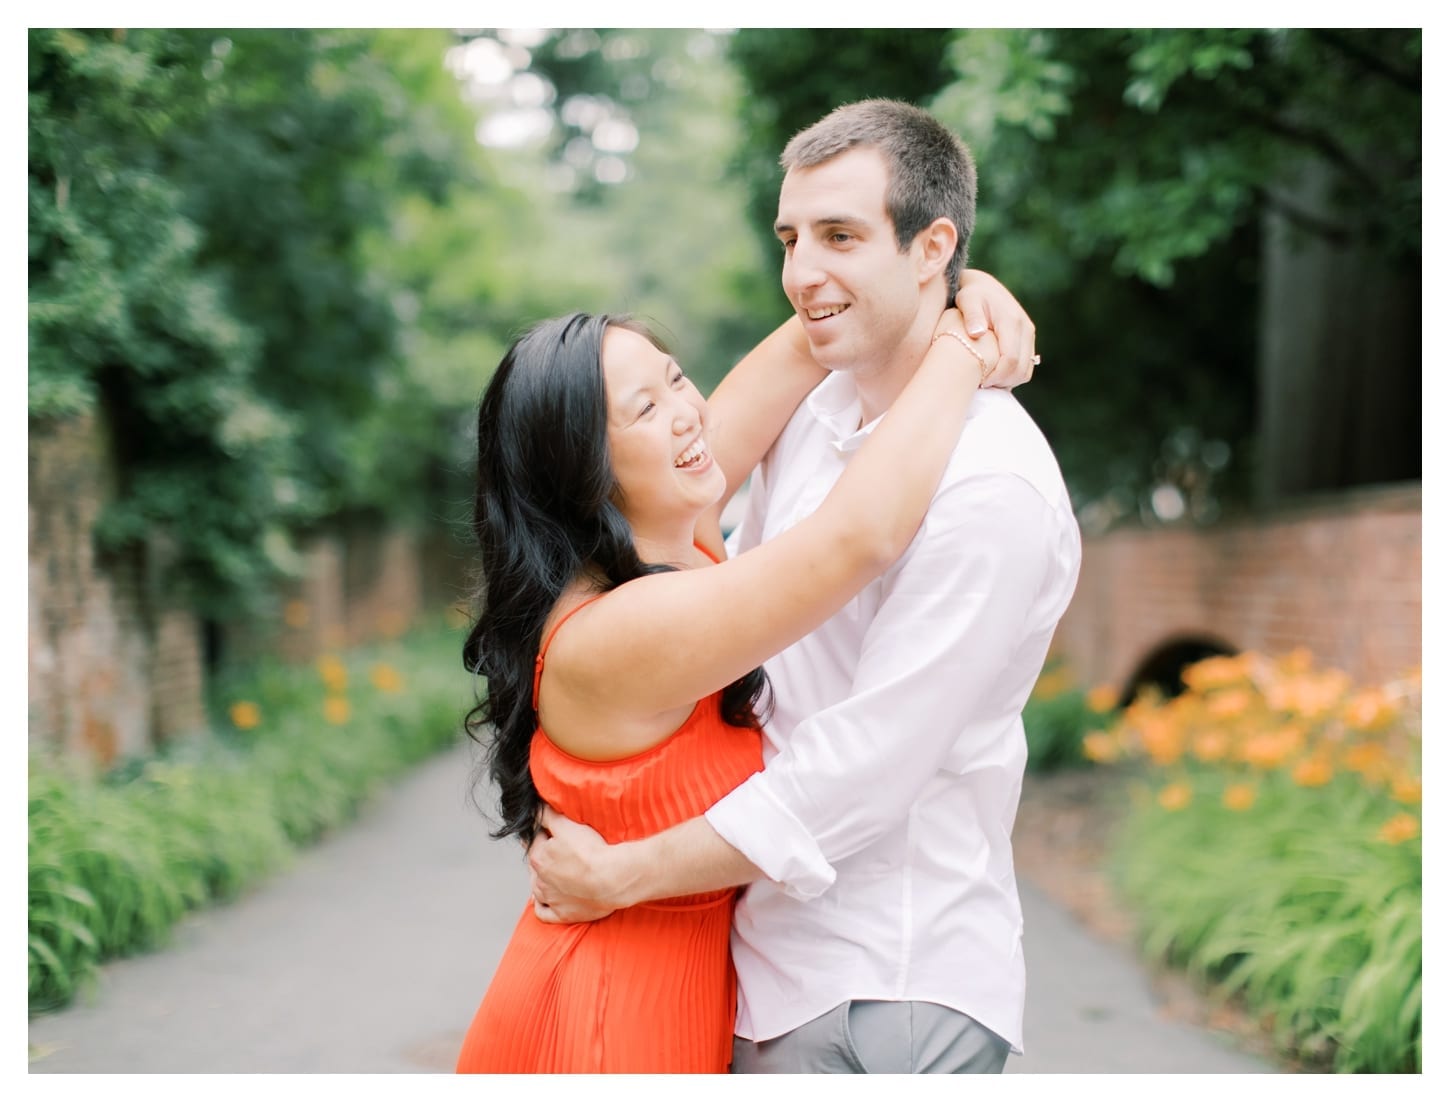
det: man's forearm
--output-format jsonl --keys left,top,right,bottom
{"left": 607, "top": 815, "right": 763, "bottom": 908}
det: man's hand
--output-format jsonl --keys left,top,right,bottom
{"left": 527, "top": 806, "right": 621, "bottom": 925}
{"left": 954, "top": 269, "right": 1038, "bottom": 388}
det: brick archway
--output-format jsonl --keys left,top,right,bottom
{"left": 1050, "top": 483, "right": 1420, "bottom": 695}
{"left": 1119, "top": 634, "right": 1237, "bottom": 705}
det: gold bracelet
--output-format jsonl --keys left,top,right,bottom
{"left": 932, "top": 330, "right": 993, "bottom": 380}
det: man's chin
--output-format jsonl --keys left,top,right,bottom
{"left": 805, "top": 339, "right": 851, "bottom": 374}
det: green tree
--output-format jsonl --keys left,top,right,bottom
{"left": 29, "top": 29, "right": 479, "bottom": 616}
{"left": 933, "top": 28, "right": 1420, "bottom": 514}
{"left": 447, "top": 28, "right": 784, "bottom": 393}
{"left": 726, "top": 29, "right": 1421, "bottom": 519}
{"left": 728, "top": 29, "right": 953, "bottom": 276}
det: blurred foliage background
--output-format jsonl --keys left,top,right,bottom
{"left": 29, "top": 25, "right": 1422, "bottom": 629}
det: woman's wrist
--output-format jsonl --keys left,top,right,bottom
{"left": 931, "top": 329, "right": 992, "bottom": 384}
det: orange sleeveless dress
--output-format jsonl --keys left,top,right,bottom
{"left": 455, "top": 586, "right": 764, "bottom": 1074}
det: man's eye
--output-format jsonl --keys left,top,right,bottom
{"left": 779, "top": 237, "right": 795, "bottom": 251}
{"left": 830, "top": 232, "right": 852, "bottom": 244}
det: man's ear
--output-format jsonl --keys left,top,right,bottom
{"left": 915, "top": 217, "right": 959, "bottom": 287}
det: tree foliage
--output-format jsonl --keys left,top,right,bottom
{"left": 30, "top": 27, "right": 1422, "bottom": 627}
{"left": 29, "top": 29, "right": 479, "bottom": 614}
{"left": 448, "top": 28, "right": 781, "bottom": 394}
{"left": 727, "top": 28, "right": 1421, "bottom": 520}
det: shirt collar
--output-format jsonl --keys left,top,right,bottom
{"left": 805, "top": 371, "right": 885, "bottom": 455}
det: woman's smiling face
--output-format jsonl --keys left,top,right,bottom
{"left": 602, "top": 325, "right": 725, "bottom": 534}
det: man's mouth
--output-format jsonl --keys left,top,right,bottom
{"left": 805, "top": 304, "right": 848, "bottom": 321}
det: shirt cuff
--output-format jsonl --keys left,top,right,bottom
{"left": 705, "top": 773, "right": 836, "bottom": 901}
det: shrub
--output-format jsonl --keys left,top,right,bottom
{"left": 1096, "top": 651, "right": 1421, "bottom": 1072}
{"left": 1022, "top": 662, "right": 1119, "bottom": 773}
{"left": 28, "top": 623, "right": 471, "bottom": 1014}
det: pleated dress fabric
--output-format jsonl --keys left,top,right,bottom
{"left": 456, "top": 595, "right": 764, "bottom": 1074}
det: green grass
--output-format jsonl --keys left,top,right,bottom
{"left": 28, "top": 622, "right": 473, "bottom": 1014}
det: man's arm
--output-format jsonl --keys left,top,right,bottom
{"left": 531, "top": 475, "right": 1070, "bottom": 918}
{"left": 528, "top": 809, "right": 757, "bottom": 922}
{"left": 703, "top": 476, "right": 1067, "bottom": 897}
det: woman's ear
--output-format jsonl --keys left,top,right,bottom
{"left": 915, "top": 217, "right": 959, "bottom": 286}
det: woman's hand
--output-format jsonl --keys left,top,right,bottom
{"left": 932, "top": 307, "right": 1002, "bottom": 385}
{"left": 953, "top": 269, "right": 1038, "bottom": 389}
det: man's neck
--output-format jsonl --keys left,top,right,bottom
{"left": 852, "top": 307, "right": 939, "bottom": 426}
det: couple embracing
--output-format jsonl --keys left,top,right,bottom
{"left": 455, "top": 99, "right": 1080, "bottom": 1075}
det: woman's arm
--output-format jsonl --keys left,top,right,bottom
{"left": 956, "top": 268, "right": 1038, "bottom": 384}
{"left": 695, "top": 316, "right": 823, "bottom": 549}
{"left": 551, "top": 312, "right": 999, "bottom": 744}
{"left": 694, "top": 271, "right": 1037, "bottom": 551}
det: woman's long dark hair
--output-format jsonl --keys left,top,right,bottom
{"left": 462, "top": 313, "right": 770, "bottom": 844}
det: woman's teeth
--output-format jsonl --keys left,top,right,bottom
{"left": 674, "top": 439, "right": 707, "bottom": 468}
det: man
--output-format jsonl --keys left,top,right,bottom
{"left": 529, "top": 99, "right": 1081, "bottom": 1074}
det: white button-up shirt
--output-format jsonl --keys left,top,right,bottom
{"left": 710, "top": 372, "right": 1081, "bottom": 1053}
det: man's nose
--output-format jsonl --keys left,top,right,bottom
{"left": 784, "top": 242, "right": 826, "bottom": 294}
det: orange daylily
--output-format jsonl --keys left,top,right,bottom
{"left": 1182, "top": 654, "right": 1249, "bottom": 693}
{"left": 1158, "top": 782, "right": 1193, "bottom": 811}
{"left": 1391, "top": 775, "right": 1422, "bottom": 805}
{"left": 1344, "top": 689, "right": 1398, "bottom": 731}
{"left": 1222, "top": 783, "right": 1257, "bottom": 811}
{"left": 369, "top": 663, "right": 404, "bottom": 693}
{"left": 1191, "top": 729, "right": 1232, "bottom": 763}
{"left": 317, "top": 655, "right": 348, "bottom": 693}
{"left": 1291, "top": 756, "right": 1335, "bottom": 788}
{"left": 1376, "top": 813, "right": 1419, "bottom": 845}
{"left": 1087, "top": 684, "right": 1120, "bottom": 713}
{"left": 229, "top": 701, "right": 261, "bottom": 730}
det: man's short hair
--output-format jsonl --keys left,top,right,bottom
{"left": 781, "top": 99, "right": 977, "bottom": 302}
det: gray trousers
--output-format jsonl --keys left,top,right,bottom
{"left": 730, "top": 1000, "right": 1009, "bottom": 1074}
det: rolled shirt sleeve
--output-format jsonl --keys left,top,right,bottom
{"left": 706, "top": 472, "right": 1064, "bottom": 900}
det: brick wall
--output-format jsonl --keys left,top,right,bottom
{"left": 232, "top": 525, "right": 464, "bottom": 667}
{"left": 1052, "top": 482, "right": 1422, "bottom": 695}
{"left": 29, "top": 414, "right": 472, "bottom": 768}
{"left": 28, "top": 414, "right": 207, "bottom": 766}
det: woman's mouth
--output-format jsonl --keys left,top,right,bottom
{"left": 674, "top": 437, "right": 710, "bottom": 470}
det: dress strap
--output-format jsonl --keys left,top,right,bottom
{"left": 533, "top": 594, "right": 607, "bottom": 711}
{"left": 533, "top": 546, "right": 718, "bottom": 710}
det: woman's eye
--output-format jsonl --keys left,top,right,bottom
{"left": 671, "top": 370, "right": 685, "bottom": 386}
{"left": 638, "top": 401, "right": 654, "bottom": 418}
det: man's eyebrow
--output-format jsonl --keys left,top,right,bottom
{"left": 775, "top": 215, "right": 873, "bottom": 237}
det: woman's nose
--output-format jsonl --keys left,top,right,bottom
{"left": 673, "top": 395, "right": 703, "bottom": 434}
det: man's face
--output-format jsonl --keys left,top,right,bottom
{"left": 775, "top": 147, "right": 926, "bottom": 375}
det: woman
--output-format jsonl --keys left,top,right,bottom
{"left": 456, "top": 306, "right": 1003, "bottom": 1073}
